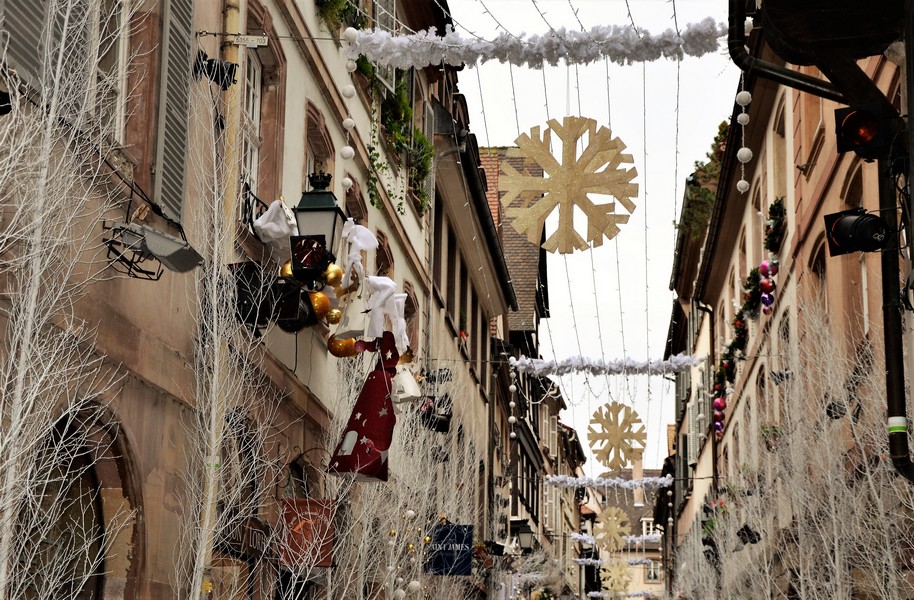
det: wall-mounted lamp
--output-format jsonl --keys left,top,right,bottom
{"left": 509, "top": 518, "right": 535, "bottom": 553}
{"left": 823, "top": 208, "right": 888, "bottom": 256}
{"left": 106, "top": 222, "right": 202, "bottom": 275}
{"left": 290, "top": 172, "right": 345, "bottom": 289}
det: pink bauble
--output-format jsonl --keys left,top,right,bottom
{"left": 769, "top": 260, "right": 779, "bottom": 276}
{"left": 759, "top": 278, "right": 776, "bottom": 294}
{"left": 713, "top": 398, "right": 728, "bottom": 411}
{"left": 759, "top": 260, "right": 770, "bottom": 277}
{"left": 713, "top": 410, "right": 725, "bottom": 422}
{"left": 762, "top": 305, "right": 773, "bottom": 315}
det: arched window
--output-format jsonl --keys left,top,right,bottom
{"left": 305, "top": 102, "right": 335, "bottom": 188}
{"left": 344, "top": 173, "right": 368, "bottom": 223}
{"left": 403, "top": 282, "right": 420, "bottom": 353}
{"left": 374, "top": 230, "right": 394, "bottom": 278}
{"left": 809, "top": 238, "right": 828, "bottom": 311}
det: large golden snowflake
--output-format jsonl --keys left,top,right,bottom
{"left": 587, "top": 402, "right": 646, "bottom": 471}
{"left": 600, "top": 558, "right": 632, "bottom": 593}
{"left": 594, "top": 506, "right": 631, "bottom": 552}
{"left": 499, "top": 116, "right": 638, "bottom": 254}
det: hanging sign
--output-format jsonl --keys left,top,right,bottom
{"left": 425, "top": 524, "right": 473, "bottom": 576}
{"left": 280, "top": 499, "right": 335, "bottom": 568}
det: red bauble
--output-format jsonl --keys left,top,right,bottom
{"left": 713, "top": 410, "right": 725, "bottom": 422}
{"left": 713, "top": 398, "right": 728, "bottom": 411}
{"left": 759, "top": 278, "right": 776, "bottom": 294}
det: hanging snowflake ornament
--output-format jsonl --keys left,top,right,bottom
{"left": 593, "top": 506, "right": 631, "bottom": 552}
{"left": 587, "top": 401, "right": 647, "bottom": 470}
{"left": 499, "top": 116, "right": 638, "bottom": 254}
{"left": 600, "top": 558, "right": 632, "bottom": 593}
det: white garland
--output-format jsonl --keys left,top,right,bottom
{"left": 624, "top": 533, "right": 663, "bottom": 545}
{"left": 350, "top": 19, "right": 726, "bottom": 69}
{"left": 510, "top": 353, "right": 703, "bottom": 377}
{"left": 571, "top": 532, "right": 596, "bottom": 544}
{"left": 574, "top": 557, "right": 605, "bottom": 567}
{"left": 588, "top": 593, "right": 657, "bottom": 599}
{"left": 545, "top": 474, "right": 674, "bottom": 490}
{"left": 628, "top": 558, "right": 653, "bottom": 566}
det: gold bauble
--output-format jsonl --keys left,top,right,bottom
{"left": 389, "top": 529, "right": 397, "bottom": 537}
{"left": 279, "top": 260, "right": 294, "bottom": 280}
{"left": 326, "top": 308, "right": 343, "bottom": 325}
{"left": 423, "top": 536, "right": 431, "bottom": 544}
{"left": 407, "top": 543, "right": 415, "bottom": 552}
{"left": 327, "top": 335, "right": 357, "bottom": 358}
{"left": 309, "top": 292, "right": 331, "bottom": 319}
{"left": 324, "top": 263, "right": 344, "bottom": 287}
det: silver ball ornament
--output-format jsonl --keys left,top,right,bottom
{"left": 340, "top": 145, "right": 355, "bottom": 160}
{"left": 737, "top": 147, "right": 753, "bottom": 163}
{"left": 735, "top": 90, "right": 752, "bottom": 106}
{"left": 737, "top": 179, "right": 750, "bottom": 193}
{"left": 343, "top": 27, "right": 359, "bottom": 44}
{"left": 737, "top": 112, "right": 750, "bottom": 126}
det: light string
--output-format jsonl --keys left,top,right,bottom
{"left": 544, "top": 474, "right": 674, "bottom": 490}
{"left": 346, "top": 18, "right": 727, "bottom": 69}
{"left": 510, "top": 353, "right": 703, "bottom": 377}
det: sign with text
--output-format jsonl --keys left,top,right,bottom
{"left": 280, "top": 499, "right": 335, "bottom": 568}
{"left": 425, "top": 524, "right": 473, "bottom": 576}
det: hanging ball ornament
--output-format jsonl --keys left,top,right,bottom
{"left": 424, "top": 536, "right": 431, "bottom": 543}
{"left": 713, "top": 410, "right": 725, "bottom": 422}
{"left": 508, "top": 416, "right": 517, "bottom": 424}
{"left": 407, "top": 581, "right": 421, "bottom": 593}
{"left": 510, "top": 431, "right": 517, "bottom": 439}
{"left": 341, "top": 84, "right": 357, "bottom": 99}
{"left": 309, "top": 292, "right": 331, "bottom": 319}
{"left": 759, "top": 278, "right": 776, "bottom": 294}
{"left": 280, "top": 260, "right": 295, "bottom": 280}
{"left": 396, "top": 577, "right": 404, "bottom": 585}
{"left": 327, "top": 308, "right": 343, "bottom": 324}
{"left": 714, "top": 421, "right": 724, "bottom": 431}
{"left": 393, "top": 590, "right": 406, "bottom": 600}
{"left": 324, "top": 263, "right": 344, "bottom": 287}
{"left": 762, "top": 305, "right": 773, "bottom": 315}
{"left": 737, "top": 112, "right": 750, "bottom": 126}
{"left": 328, "top": 335, "right": 358, "bottom": 358}
{"left": 342, "top": 176, "right": 354, "bottom": 190}
{"left": 758, "top": 260, "right": 770, "bottom": 277}
{"left": 346, "top": 59, "right": 358, "bottom": 73}
{"left": 407, "top": 543, "right": 415, "bottom": 552}
{"left": 508, "top": 384, "right": 517, "bottom": 393}
{"left": 736, "top": 179, "right": 750, "bottom": 193}
{"left": 509, "top": 400, "right": 516, "bottom": 409}
{"left": 343, "top": 27, "right": 359, "bottom": 44}
{"left": 760, "top": 292, "right": 775, "bottom": 307}
{"left": 736, "top": 90, "right": 752, "bottom": 106}
{"left": 769, "top": 259, "right": 779, "bottom": 276}
{"left": 340, "top": 145, "right": 356, "bottom": 160}
{"left": 406, "top": 509, "right": 417, "bottom": 519}
{"left": 713, "top": 398, "right": 728, "bottom": 411}
{"left": 389, "top": 529, "right": 397, "bottom": 537}
{"left": 342, "top": 117, "right": 356, "bottom": 130}
{"left": 737, "top": 147, "right": 753, "bottom": 163}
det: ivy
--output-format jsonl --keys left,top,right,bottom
{"left": 678, "top": 121, "right": 729, "bottom": 241}
{"left": 408, "top": 128, "right": 435, "bottom": 215}
{"left": 764, "top": 196, "right": 786, "bottom": 253}
{"left": 380, "top": 77, "right": 413, "bottom": 155}
{"left": 315, "top": 0, "right": 364, "bottom": 30}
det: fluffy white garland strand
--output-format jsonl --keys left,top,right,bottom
{"left": 545, "top": 474, "right": 674, "bottom": 490}
{"left": 350, "top": 19, "right": 726, "bottom": 69}
{"left": 570, "top": 532, "right": 663, "bottom": 546}
{"left": 588, "top": 593, "right": 656, "bottom": 599}
{"left": 571, "top": 532, "right": 596, "bottom": 544}
{"left": 510, "top": 354, "right": 702, "bottom": 377}
{"left": 571, "top": 557, "right": 656, "bottom": 567}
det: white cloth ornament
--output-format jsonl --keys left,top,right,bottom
{"left": 253, "top": 199, "right": 297, "bottom": 260}
{"left": 342, "top": 117, "right": 356, "bottom": 130}
{"left": 737, "top": 112, "right": 750, "bottom": 125}
{"left": 510, "top": 353, "right": 702, "bottom": 377}
{"left": 342, "top": 176, "right": 354, "bottom": 190}
{"left": 343, "top": 27, "right": 358, "bottom": 44}
{"left": 340, "top": 218, "right": 379, "bottom": 288}
{"left": 737, "top": 147, "right": 753, "bottom": 163}
{"left": 736, "top": 90, "right": 752, "bottom": 106}
{"left": 364, "top": 276, "right": 397, "bottom": 340}
{"left": 349, "top": 18, "right": 727, "bottom": 69}
{"left": 346, "top": 59, "right": 358, "bottom": 72}
{"left": 737, "top": 179, "right": 750, "bottom": 193}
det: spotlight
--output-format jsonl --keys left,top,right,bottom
{"left": 824, "top": 208, "right": 888, "bottom": 257}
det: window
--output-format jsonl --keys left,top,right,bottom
{"left": 304, "top": 102, "right": 335, "bottom": 189}
{"left": 90, "top": 0, "right": 130, "bottom": 142}
{"left": 374, "top": 230, "right": 393, "bottom": 278}
{"left": 241, "top": 51, "right": 263, "bottom": 193}
{"left": 372, "top": 0, "right": 396, "bottom": 92}
{"left": 646, "top": 560, "right": 663, "bottom": 582}
{"left": 642, "top": 518, "right": 656, "bottom": 537}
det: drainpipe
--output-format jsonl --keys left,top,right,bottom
{"left": 727, "top": 0, "right": 846, "bottom": 104}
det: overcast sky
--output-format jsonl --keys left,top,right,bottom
{"left": 446, "top": 0, "right": 740, "bottom": 472}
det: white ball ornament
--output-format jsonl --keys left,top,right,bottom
{"left": 508, "top": 416, "right": 517, "bottom": 424}
{"left": 508, "top": 384, "right": 517, "bottom": 393}
{"left": 393, "top": 590, "right": 406, "bottom": 600}
{"left": 736, "top": 112, "right": 750, "bottom": 126}
{"left": 346, "top": 59, "right": 358, "bottom": 73}
{"left": 342, "top": 117, "right": 356, "bottom": 130}
{"left": 736, "top": 179, "right": 750, "bottom": 193}
{"left": 343, "top": 27, "right": 359, "bottom": 44}
{"left": 509, "top": 400, "right": 516, "bottom": 408}
{"left": 342, "top": 176, "right": 354, "bottom": 190}
{"left": 737, "top": 147, "right": 753, "bottom": 163}
{"left": 510, "top": 431, "right": 517, "bottom": 439}
{"left": 340, "top": 145, "right": 355, "bottom": 160}
{"left": 745, "top": 17, "right": 754, "bottom": 35}
{"left": 735, "top": 90, "right": 752, "bottom": 106}
{"left": 405, "top": 509, "right": 416, "bottom": 519}
{"left": 407, "top": 581, "right": 421, "bottom": 593}
{"left": 341, "top": 84, "right": 357, "bottom": 99}
{"left": 396, "top": 577, "right": 404, "bottom": 585}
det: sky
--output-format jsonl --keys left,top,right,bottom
{"left": 445, "top": 0, "right": 741, "bottom": 473}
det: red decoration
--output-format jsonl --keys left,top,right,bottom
{"left": 713, "top": 410, "right": 725, "bottom": 422}
{"left": 329, "top": 331, "right": 399, "bottom": 481}
{"left": 759, "top": 278, "right": 776, "bottom": 294}
{"left": 713, "top": 398, "right": 727, "bottom": 411}
{"left": 280, "top": 499, "right": 335, "bottom": 568}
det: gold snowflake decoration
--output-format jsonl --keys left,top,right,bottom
{"left": 587, "top": 401, "right": 647, "bottom": 471}
{"left": 499, "top": 116, "right": 638, "bottom": 254}
{"left": 600, "top": 558, "right": 632, "bottom": 593}
{"left": 594, "top": 506, "right": 631, "bottom": 552}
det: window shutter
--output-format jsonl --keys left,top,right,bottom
{"left": 687, "top": 401, "right": 698, "bottom": 466}
{"left": 423, "top": 101, "right": 436, "bottom": 203}
{"left": 154, "top": 0, "right": 194, "bottom": 223}
{"left": 1, "top": 1, "right": 48, "bottom": 89}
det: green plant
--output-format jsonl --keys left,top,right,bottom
{"left": 315, "top": 0, "right": 364, "bottom": 30}
{"left": 408, "top": 128, "right": 435, "bottom": 214}
{"left": 764, "top": 196, "right": 787, "bottom": 253}
{"left": 678, "top": 121, "right": 729, "bottom": 241}
{"left": 380, "top": 77, "right": 413, "bottom": 154}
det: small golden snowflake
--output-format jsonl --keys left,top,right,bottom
{"left": 499, "top": 116, "right": 638, "bottom": 254}
{"left": 600, "top": 558, "right": 632, "bottom": 593}
{"left": 594, "top": 506, "right": 631, "bottom": 552}
{"left": 587, "top": 402, "right": 647, "bottom": 471}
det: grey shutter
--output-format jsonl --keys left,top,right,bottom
{"left": 155, "top": 0, "right": 194, "bottom": 223}
{"left": 1, "top": 0, "right": 48, "bottom": 89}
{"left": 423, "top": 101, "right": 436, "bottom": 202}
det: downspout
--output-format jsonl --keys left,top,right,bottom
{"left": 727, "top": 0, "right": 846, "bottom": 104}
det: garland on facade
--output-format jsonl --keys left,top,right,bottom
{"left": 346, "top": 18, "right": 726, "bottom": 69}
{"left": 544, "top": 474, "right": 674, "bottom": 491}
{"left": 510, "top": 354, "right": 702, "bottom": 377}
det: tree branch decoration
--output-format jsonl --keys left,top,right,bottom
{"left": 500, "top": 116, "right": 638, "bottom": 254}
{"left": 587, "top": 402, "right": 647, "bottom": 471}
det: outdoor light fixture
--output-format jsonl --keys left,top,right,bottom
{"left": 0, "top": 91, "right": 11, "bottom": 116}
{"left": 824, "top": 208, "right": 888, "bottom": 257}
{"left": 108, "top": 222, "right": 203, "bottom": 274}
{"left": 290, "top": 173, "right": 345, "bottom": 289}
{"left": 835, "top": 103, "right": 892, "bottom": 160}
{"left": 510, "top": 519, "right": 535, "bottom": 552}
{"left": 193, "top": 50, "right": 238, "bottom": 90}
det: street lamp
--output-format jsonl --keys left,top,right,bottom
{"left": 290, "top": 172, "right": 345, "bottom": 289}
{"left": 511, "top": 519, "right": 535, "bottom": 553}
